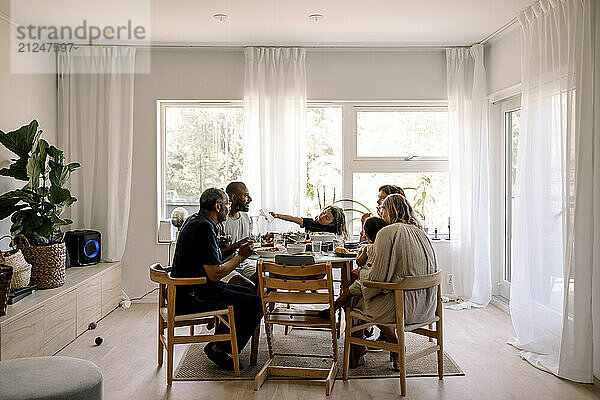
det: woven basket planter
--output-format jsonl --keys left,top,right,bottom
{"left": 0, "top": 236, "right": 32, "bottom": 290}
{"left": 15, "top": 235, "right": 66, "bottom": 289}
{"left": 0, "top": 264, "right": 13, "bottom": 316}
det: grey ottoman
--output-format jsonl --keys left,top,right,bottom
{"left": 0, "top": 356, "right": 102, "bottom": 400}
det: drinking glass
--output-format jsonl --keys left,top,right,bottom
{"left": 273, "top": 233, "right": 284, "bottom": 249}
{"left": 312, "top": 241, "right": 322, "bottom": 254}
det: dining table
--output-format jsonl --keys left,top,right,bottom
{"left": 248, "top": 251, "right": 357, "bottom": 295}
{"left": 247, "top": 251, "right": 357, "bottom": 365}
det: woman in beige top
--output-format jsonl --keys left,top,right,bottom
{"left": 325, "top": 193, "right": 438, "bottom": 369}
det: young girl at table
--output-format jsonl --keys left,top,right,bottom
{"left": 270, "top": 205, "right": 347, "bottom": 238}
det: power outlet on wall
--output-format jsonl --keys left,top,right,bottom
{"left": 447, "top": 274, "right": 453, "bottom": 285}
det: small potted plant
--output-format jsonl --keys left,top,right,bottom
{"left": 0, "top": 120, "right": 80, "bottom": 288}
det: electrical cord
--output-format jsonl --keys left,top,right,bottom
{"left": 129, "top": 287, "right": 159, "bottom": 301}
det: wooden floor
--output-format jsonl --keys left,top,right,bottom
{"left": 57, "top": 303, "right": 600, "bottom": 400}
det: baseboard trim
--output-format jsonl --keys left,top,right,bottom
{"left": 490, "top": 296, "right": 510, "bottom": 315}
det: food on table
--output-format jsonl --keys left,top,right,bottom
{"left": 283, "top": 231, "right": 309, "bottom": 244}
{"left": 335, "top": 247, "right": 352, "bottom": 255}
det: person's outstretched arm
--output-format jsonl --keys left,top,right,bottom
{"left": 270, "top": 212, "right": 304, "bottom": 226}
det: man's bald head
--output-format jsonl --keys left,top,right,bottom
{"left": 226, "top": 181, "right": 252, "bottom": 213}
{"left": 225, "top": 181, "right": 247, "bottom": 198}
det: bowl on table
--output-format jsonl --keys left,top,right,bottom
{"left": 309, "top": 233, "right": 336, "bottom": 243}
{"left": 344, "top": 241, "right": 361, "bottom": 250}
{"left": 255, "top": 246, "right": 287, "bottom": 258}
{"left": 286, "top": 243, "right": 306, "bottom": 255}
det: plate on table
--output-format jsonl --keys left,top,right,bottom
{"left": 334, "top": 247, "right": 358, "bottom": 258}
{"left": 334, "top": 252, "right": 357, "bottom": 258}
{"left": 255, "top": 246, "right": 286, "bottom": 258}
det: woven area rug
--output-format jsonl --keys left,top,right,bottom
{"left": 174, "top": 325, "right": 463, "bottom": 381}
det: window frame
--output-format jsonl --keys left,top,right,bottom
{"left": 497, "top": 95, "right": 521, "bottom": 301}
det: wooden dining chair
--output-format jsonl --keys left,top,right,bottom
{"left": 149, "top": 263, "right": 240, "bottom": 385}
{"left": 254, "top": 259, "right": 338, "bottom": 395}
{"left": 342, "top": 270, "right": 443, "bottom": 396}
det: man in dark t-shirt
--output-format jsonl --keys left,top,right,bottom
{"left": 171, "top": 188, "right": 262, "bottom": 371}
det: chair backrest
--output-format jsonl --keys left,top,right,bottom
{"left": 362, "top": 270, "right": 442, "bottom": 291}
{"left": 149, "top": 263, "right": 170, "bottom": 284}
{"left": 257, "top": 259, "right": 334, "bottom": 307}
{"left": 396, "top": 270, "right": 442, "bottom": 290}
{"left": 274, "top": 254, "right": 315, "bottom": 266}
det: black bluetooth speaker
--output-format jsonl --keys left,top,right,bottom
{"left": 65, "top": 230, "right": 101, "bottom": 267}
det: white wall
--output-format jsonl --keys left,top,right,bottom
{"left": 307, "top": 49, "right": 446, "bottom": 101}
{"left": 484, "top": 24, "right": 522, "bottom": 301}
{"left": 123, "top": 47, "right": 448, "bottom": 298}
{"left": 484, "top": 24, "right": 521, "bottom": 96}
{"left": 0, "top": 19, "right": 57, "bottom": 240}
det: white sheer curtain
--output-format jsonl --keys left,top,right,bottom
{"left": 57, "top": 47, "right": 136, "bottom": 261}
{"left": 243, "top": 47, "right": 307, "bottom": 232}
{"left": 509, "top": 0, "right": 597, "bottom": 383}
{"left": 445, "top": 45, "right": 492, "bottom": 309}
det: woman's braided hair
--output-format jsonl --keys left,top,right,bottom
{"left": 381, "top": 194, "right": 423, "bottom": 229}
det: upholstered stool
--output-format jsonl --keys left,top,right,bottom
{"left": 0, "top": 356, "right": 103, "bottom": 400}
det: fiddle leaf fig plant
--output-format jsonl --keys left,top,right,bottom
{"left": 0, "top": 120, "right": 80, "bottom": 245}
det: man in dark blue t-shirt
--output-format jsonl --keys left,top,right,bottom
{"left": 171, "top": 188, "right": 262, "bottom": 371}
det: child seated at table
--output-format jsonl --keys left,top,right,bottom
{"left": 353, "top": 216, "right": 387, "bottom": 279}
{"left": 270, "top": 205, "right": 347, "bottom": 238}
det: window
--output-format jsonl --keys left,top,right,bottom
{"left": 345, "top": 106, "right": 450, "bottom": 236}
{"left": 492, "top": 95, "right": 521, "bottom": 300}
{"left": 306, "top": 106, "right": 343, "bottom": 217}
{"left": 159, "top": 102, "right": 244, "bottom": 219}
{"left": 352, "top": 172, "right": 450, "bottom": 235}
{"left": 356, "top": 110, "right": 448, "bottom": 158}
{"left": 158, "top": 102, "right": 450, "bottom": 242}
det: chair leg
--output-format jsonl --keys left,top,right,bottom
{"left": 342, "top": 308, "right": 351, "bottom": 380}
{"left": 228, "top": 305, "right": 240, "bottom": 377}
{"left": 157, "top": 316, "right": 164, "bottom": 366}
{"left": 250, "top": 323, "right": 260, "bottom": 366}
{"left": 394, "top": 291, "right": 406, "bottom": 396}
{"left": 428, "top": 323, "right": 434, "bottom": 342}
{"left": 265, "top": 320, "right": 274, "bottom": 359}
{"left": 166, "top": 321, "right": 175, "bottom": 385}
{"left": 437, "top": 320, "right": 444, "bottom": 379}
{"left": 284, "top": 303, "right": 292, "bottom": 335}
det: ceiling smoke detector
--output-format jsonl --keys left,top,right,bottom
{"left": 213, "top": 14, "right": 229, "bottom": 23}
{"left": 308, "top": 14, "right": 323, "bottom": 23}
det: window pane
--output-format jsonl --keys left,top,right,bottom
{"left": 352, "top": 173, "right": 450, "bottom": 236}
{"left": 510, "top": 110, "right": 520, "bottom": 199}
{"left": 356, "top": 110, "right": 449, "bottom": 157}
{"left": 306, "top": 107, "right": 343, "bottom": 217}
{"left": 506, "top": 109, "right": 520, "bottom": 283}
{"left": 164, "top": 106, "right": 243, "bottom": 217}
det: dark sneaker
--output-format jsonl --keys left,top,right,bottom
{"left": 204, "top": 344, "right": 235, "bottom": 371}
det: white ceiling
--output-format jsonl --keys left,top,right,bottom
{"left": 1, "top": 0, "right": 533, "bottom": 47}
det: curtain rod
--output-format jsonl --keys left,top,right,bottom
{"left": 479, "top": 17, "right": 518, "bottom": 45}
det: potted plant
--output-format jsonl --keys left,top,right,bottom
{"left": 404, "top": 174, "right": 436, "bottom": 232}
{"left": 0, "top": 120, "right": 80, "bottom": 288}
